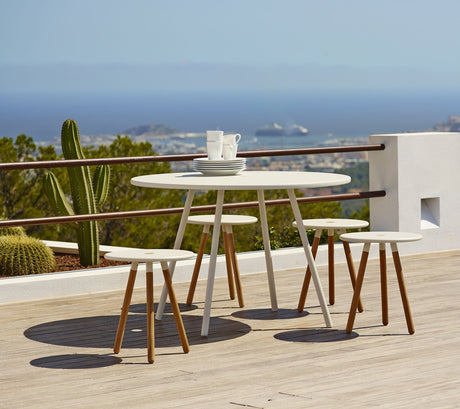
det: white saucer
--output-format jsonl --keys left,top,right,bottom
{"left": 195, "top": 168, "right": 245, "bottom": 176}
{"left": 195, "top": 158, "right": 245, "bottom": 164}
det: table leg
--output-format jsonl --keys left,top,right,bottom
{"left": 287, "top": 189, "right": 333, "bottom": 328}
{"left": 146, "top": 262, "right": 154, "bottom": 364}
{"left": 201, "top": 189, "right": 225, "bottom": 337}
{"left": 156, "top": 189, "right": 195, "bottom": 320}
{"left": 257, "top": 189, "right": 278, "bottom": 311}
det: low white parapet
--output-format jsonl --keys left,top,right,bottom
{"left": 1, "top": 241, "right": 404, "bottom": 305}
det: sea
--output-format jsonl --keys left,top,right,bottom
{"left": 1, "top": 89, "right": 459, "bottom": 150}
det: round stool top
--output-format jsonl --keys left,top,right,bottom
{"left": 340, "top": 231, "right": 422, "bottom": 244}
{"left": 293, "top": 218, "right": 369, "bottom": 230}
{"left": 104, "top": 248, "right": 195, "bottom": 263}
{"left": 187, "top": 214, "right": 258, "bottom": 226}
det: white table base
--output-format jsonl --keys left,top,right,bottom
{"left": 156, "top": 187, "right": 333, "bottom": 336}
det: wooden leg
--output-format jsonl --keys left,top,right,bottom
{"left": 228, "top": 227, "right": 245, "bottom": 307}
{"left": 380, "top": 243, "right": 388, "bottom": 326}
{"left": 186, "top": 226, "right": 209, "bottom": 305}
{"left": 222, "top": 227, "right": 236, "bottom": 300}
{"left": 391, "top": 243, "right": 415, "bottom": 334}
{"left": 146, "top": 262, "right": 154, "bottom": 364}
{"left": 297, "top": 230, "right": 321, "bottom": 312}
{"left": 114, "top": 263, "right": 138, "bottom": 354}
{"left": 328, "top": 230, "right": 335, "bottom": 305}
{"left": 346, "top": 243, "right": 370, "bottom": 333}
{"left": 342, "top": 239, "right": 364, "bottom": 312}
{"left": 161, "top": 261, "right": 190, "bottom": 353}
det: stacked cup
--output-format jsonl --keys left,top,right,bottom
{"left": 206, "top": 130, "right": 224, "bottom": 160}
{"left": 222, "top": 133, "right": 241, "bottom": 160}
{"left": 206, "top": 130, "right": 241, "bottom": 160}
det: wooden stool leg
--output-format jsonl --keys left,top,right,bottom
{"left": 228, "top": 227, "right": 245, "bottom": 307}
{"left": 146, "top": 262, "right": 155, "bottom": 364}
{"left": 391, "top": 243, "right": 415, "bottom": 334}
{"left": 328, "top": 229, "right": 335, "bottom": 305}
{"left": 222, "top": 226, "right": 236, "bottom": 300}
{"left": 186, "top": 226, "right": 209, "bottom": 305}
{"left": 114, "top": 263, "right": 138, "bottom": 354}
{"left": 161, "top": 261, "right": 190, "bottom": 353}
{"left": 342, "top": 238, "right": 364, "bottom": 312}
{"left": 380, "top": 243, "right": 388, "bottom": 326}
{"left": 346, "top": 243, "right": 370, "bottom": 333}
{"left": 297, "top": 229, "right": 321, "bottom": 312}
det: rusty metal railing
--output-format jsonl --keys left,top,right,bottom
{"left": 0, "top": 144, "right": 385, "bottom": 228}
{"left": 0, "top": 144, "right": 384, "bottom": 170}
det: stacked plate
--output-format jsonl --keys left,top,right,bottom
{"left": 193, "top": 158, "right": 246, "bottom": 176}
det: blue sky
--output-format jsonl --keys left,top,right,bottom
{"left": 1, "top": 0, "right": 460, "bottom": 92}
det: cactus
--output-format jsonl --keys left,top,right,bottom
{"left": 0, "top": 220, "right": 27, "bottom": 237}
{"left": 0, "top": 235, "right": 55, "bottom": 276}
{"left": 42, "top": 119, "right": 110, "bottom": 266}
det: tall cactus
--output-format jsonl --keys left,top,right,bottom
{"left": 43, "top": 119, "right": 110, "bottom": 266}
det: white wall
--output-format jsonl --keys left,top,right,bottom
{"left": 369, "top": 132, "right": 460, "bottom": 254}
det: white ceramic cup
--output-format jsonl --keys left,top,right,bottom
{"left": 222, "top": 133, "right": 241, "bottom": 160}
{"left": 206, "top": 130, "right": 224, "bottom": 160}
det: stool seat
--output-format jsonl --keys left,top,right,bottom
{"left": 186, "top": 214, "right": 258, "bottom": 308}
{"left": 294, "top": 218, "right": 369, "bottom": 311}
{"left": 340, "top": 231, "right": 423, "bottom": 244}
{"left": 339, "top": 231, "right": 422, "bottom": 335}
{"left": 105, "top": 248, "right": 195, "bottom": 263}
{"left": 294, "top": 218, "right": 369, "bottom": 230}
{"left": 187, "top": 214, "right": 258, "bottom": 226}
{"left": 105, "top": 248, "right": 195, "bottom": 364}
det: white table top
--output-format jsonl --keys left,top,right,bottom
{"left": 131, "top": 171, "right": 351, "bottom": 191}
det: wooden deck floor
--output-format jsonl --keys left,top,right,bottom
{"left": 1, "top": 250, "right": 459, "bottom": 409}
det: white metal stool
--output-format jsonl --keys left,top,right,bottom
{"left": 105, "top": 248, "right": 195, "bottom": 363}
{"left": 339, "top": 231, "right": 422, "bottom": 334}
{"left": 186, "top": 214, "right": 258, "bottom": 308}
{"left": 294, "top": 218, "right": 369, "bottom": 312}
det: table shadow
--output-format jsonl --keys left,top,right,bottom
{"left": 24, "top": 310, "right": 251, "bottom": 350}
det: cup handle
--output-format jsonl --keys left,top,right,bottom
{"left": 234, "top": 133, "right": 241, "bottom": 144}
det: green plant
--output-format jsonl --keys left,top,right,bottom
{"left": 0, "top": 222, "right": 26, "bottom": 237}
{"left": 0, "top": 235, "right": 55, "bottom": 276}
{"left": 42, "top": 119, "right": 110, "bottom": 266}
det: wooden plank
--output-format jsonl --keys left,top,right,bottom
{"left": 0, "top": 250, "right": 459, "bottom": 408}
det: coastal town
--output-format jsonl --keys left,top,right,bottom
{"left": 52, "top": 115, "right": 459, "bottom": 174}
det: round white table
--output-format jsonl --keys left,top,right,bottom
{"left": 131, "top": 171, "right": 351, "bottom": 336}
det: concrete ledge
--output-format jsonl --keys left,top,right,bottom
{"left": 0, "top": 241, "right": 421, "bottom": 305}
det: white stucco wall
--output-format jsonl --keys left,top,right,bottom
{"left": 369, "top": 132, "right": 460, "bottom": 254}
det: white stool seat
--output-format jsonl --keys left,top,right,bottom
{"left": 339, "top": 231, "right": 422, "bottom": 334}
{"left": 294, "top": 218, "right": 369, "bottom": 230}
{"left": 340, "top": 231, "right": 422, "bottom": 244}
{"left": 105, "top": 248, "right": 195, "bottom": 364}
{"left": 186, "top": 214, "right": 258, "bottom": 308}
{"left": 105, "top": 248, "right": 195, "bottom": 263}
{"left": 187, "top": 214, "right": 258, "bottom": 226}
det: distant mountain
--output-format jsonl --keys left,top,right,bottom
{"left": 122, "top": 124, "right": 182, "bottom": 137}
{"left": 255, "top": 122, "right": 309, "bottom": 136}
{"left": 428, "top": 116, "right": 460, "bottom": 132}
